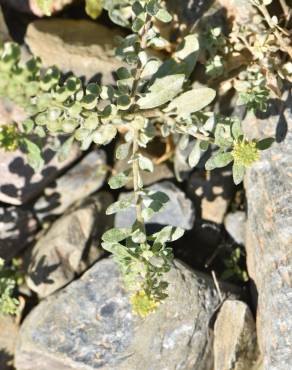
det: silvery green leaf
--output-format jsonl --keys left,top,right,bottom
{"left": 86, "top": 83, "right": 101, "bottom": 96}
{"left": 188, "top": 140, "right": 201, "bottom": 167}
{"left": 137, "top": 74, "right": 185, "bottom": 109}
{"left": 116, "top": 142, "right": 131, "bottom": 160}
{"left": 205, "top": 152, "right": 233, "bottom": 171}
{"left": 108, "top": 170, "right": 131, "bottom": 189}
{"left": 175, "top": 34, "right": 199, "bottom": 60}
{"left": 232, "top": 162, "right": 245, "bottom": 185}
{"left": 81, "top": 94, "right": 98, "bottom": 110}
{"left": 102, "top": 228, "right": 131, "bottom": 243}
{"left": 117, "top": 95, "right": 131, "bottom": 110}
{"left": 92, "top": 125, "right": 117, "bottom": 145}
{"left": 22, "top": 138, "right": 44, "bottom": 172}
{"left": 132, "top": 227, "right": 146, "bottom": 244}
{"left": 106, "top": 196, "right": 134, "bottom": 215}
{"left": 165, "top": 87, "right": 216, "bottom": 117}
{"left": 23, "top": 119, "right": 34, "bottom": 134}
{"left": 231, "top": 118, "right": 243, "bottom": 140}
{"left": 75, "top": 128, "right": 91, "bottom": 141}
{"left": 155, "top": 8, "right": 172, "bottom": 23}
{"left": 153, "top": 226, "right": 185, "bottom": 244}
{"left": 138, "top": 155, "right": 154, "bottom": 172}
{"left": 141, "top": 59, "right": 161, "bottom": 79}
{"left": 83, "top": 117, "right": 99, "bottom": 131}
{"left": 62, "top": 119, "right": 78, "bottom": 134}
{"left": 102, "top": 241, "right": 132, "bottom": 258}
{"left": 58, "top": 136, "right": 74, "bottom": 162}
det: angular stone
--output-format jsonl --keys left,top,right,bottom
{"left": 25, "top": 19, "right": 125, "bottom": 83}
{"left": 0, "top": 206, "right": 38, "bottom": 261}
{"left": 0, "top": 142, "right": 80, "bottom": 205}
{"left": 244, "top": 89, "right": 292, "bottom": 370}
{"left": 187, "top": 169, "right": 235, "bottom": 224}
{"left": 214, "top": 300, "right": 260, "bottom": 370}
{"left": 27, "top": 192, "right": 113, "bottom": 298}
{"left": 0, "top": 315, "right": 19, "bottom": 370}
{"left": 224, "top": 211, "right": 246, "bottom": 245}
{"left": 15, "top": 258, "right": 235, "bottom": 370}
{"left": 34, "top": 150, "right": 107, "bottom": 221}
{"left": 115, "top": 181, "right": 195, "bottom": 230}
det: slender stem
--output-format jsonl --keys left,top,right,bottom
{"left": 129, "top": 16, "right": 152, "bottom": 228}
{"left": 132, "top": 128, "right": 144, "bottom": 225}
{"left": 257, "top": 3, "right": 292, "bottom": 58}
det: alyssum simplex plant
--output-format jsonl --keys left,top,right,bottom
{"left": 0, "top": 0, "right": 274, "bottom": 317}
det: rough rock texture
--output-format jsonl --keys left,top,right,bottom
{"left": 224, "top": 211, "right": 246, "bottom": 245}
{"left": 25, "top": 19, "right": 125, "bottom": 83}
{"left": 244, "top": 89, "right": 292, "bottom": 370}
{"left": 115, "top": 181, "right": 195, "bottom": 230}
{"left": 0, "top": 206, "right": 38, "bottom": 261}
{"left": 27, "top": 193, "right": 113, "bottom": 298}
{"left": 34, "top": 150, "right": 107, "bottom": 221}
{"left": 15, "top": 258, "right": 235, "bottom": 370}
{"left": 187, "top": 169, "right": 235, "bottom": 224}
{"left": 0, "top": 315, "right": 19, "bottom": 370}
{"left": 216, "top": 0, "right": 256, "bottom": 24}
{"left": 214, "top": 300, "right": 260, "bottom": 370}
{"left": 0, "top": 143, "right": 80, "bottom": 205}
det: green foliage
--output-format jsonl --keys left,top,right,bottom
{"left": 0, "top": 0, "right": 281, "bottom": 317}
{"left": 0, "top": 258, "right": 20, "bottom": 316}
{"left": 221, "top": 247, "right": 249, "bottom": 283}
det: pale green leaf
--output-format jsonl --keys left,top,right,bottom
{"left": 102, "top": 228, "right": 131, "bottom": 243}
{"left": 108, "top": 170, "right": 131, "bottom": 189}
{"left": 106, "top": 196, "right": 134, "bottom": 215}
{"left": 165, "top": 87, "right": 216, "bottom": 117}
{"left": 188, "top": 140, "right": 201, "bottom": 168}
{"left": 205, "top": 152, "right": 233, "bottom": 171}
{"left": 137, "top": 74, "right": 185, "bottom": 109}
{"left": 232, "top": 162, "right": 245, "bottom": 185}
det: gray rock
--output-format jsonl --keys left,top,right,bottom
{"left": 115, "top": 181, "right": 195, "bottom": 230}
{"left": 34, "top": 150, "right": 107, "bottom": 221}
{"left": 214, "top": 300, "right": 260, "bottom": 370}
{"left": 15, "top": 258, "right": 235, "bottom": 370}
{"left": 26, "top": 192, "right": 113, "bottom": 298}
{"left": 0, "top": 142, "right": 80, "bottom": 205}
{"left": 0, "top": 315, "right": 19, "bottom": 370}
{"left": 244, "top": 89, "right": 292, "bottom": 370}
{"left": 25, "top": 19, "right": 125, "bottom": 84}
{"left": 216, "top": 0, "right": 256, "bottom": 24}
{"left": 187, "top": 169, "right": 235, "bottom": 224}
{"left": 224, "top": 211, "right": 246, "bottom": 245}
{"left": 0, "top": 206, "right": 38, "bottom": 261}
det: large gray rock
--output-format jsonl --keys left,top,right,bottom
{"left": 115, "top": 181, "right": 195, "bottom": 230}
{"left": 0, "top": 206, "right": 38, "bottom": 261}
{"left": 0, "top": 315, "right": 19, "bottom": 370}
{"left": 25, "top": 19, "right": 125, "bottom": 83}
{"left": 244, "top": 89, "right": 292, "bottom": 370}
{"left": 27, "top": 192, "right": 113, "bottom": 298}
{"left": 0, "top": 142, "right": 80, "bottom": 205}
{"left": 214, "top": 300, "right": 260, "bottom": 370}
{"left": 34, "top": 150, "right": 107, "bottom": 221}
{"left": 15, "top": 258, "right": 235, "bottom": 370}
